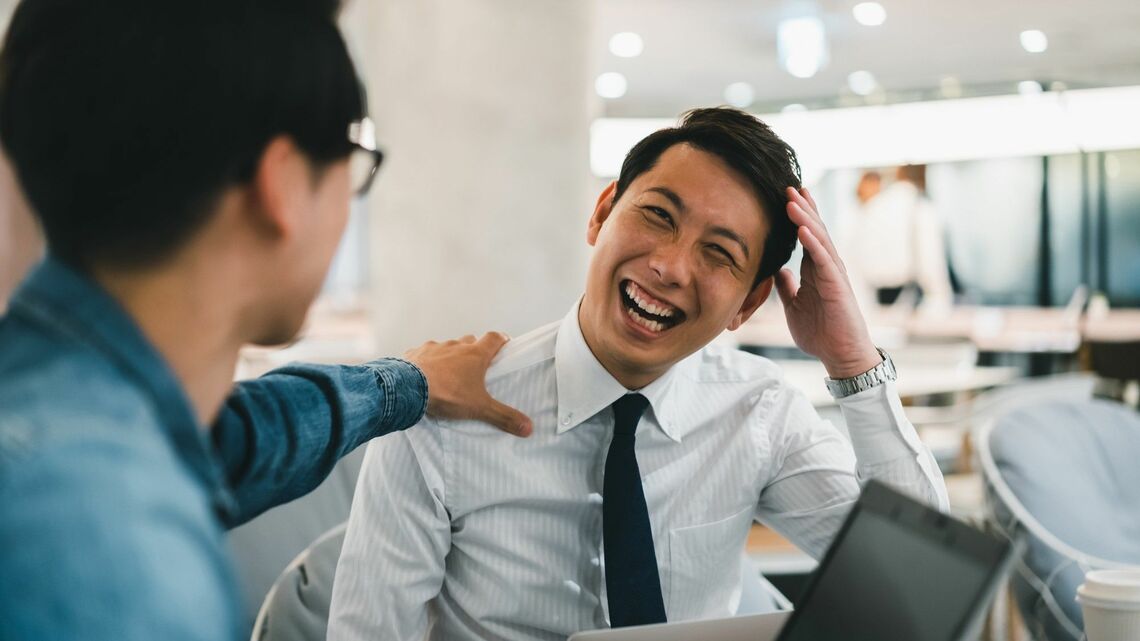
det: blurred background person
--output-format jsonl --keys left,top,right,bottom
{"left": 846, "top": 164, "right": 954, "bottom": 313}
{"left": 855, "top": 169, "right": 882, "bottom": 206}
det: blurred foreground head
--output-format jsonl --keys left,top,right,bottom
{"left": 0, "top": 0, "right": 365, "bottom": 273}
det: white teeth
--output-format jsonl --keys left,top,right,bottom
{"left": 624, "top": 281, "right": 677, "bottom": 319}
{"left": 626, "top": 306, "right": 665, "bottom": 333}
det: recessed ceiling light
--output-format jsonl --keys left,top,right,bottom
{"left": 1018, "top": 80, "right": 1044, "bottom": 96}
{"left": 1020, "top": 30, "right": 1048, "bottom": 53}
{"left": 848, "top": 70, "right": 878, "bottom": 96}
{"left": 852, "top": 2, "right": 887, "bottom": 27}
{"left": 724, "top": 82, "right": 755, "bottom": 108}
{"left": 778, "top": 17, "right": 828, "bottom": 79}
{"left": 782, "top": 103, "right": 807, "bottom": 113}
{"left": 595, "top": 72, "right": 628, "bottom": 99}
{"left": 609, "top": 32, "right": 644, "bottom": 58}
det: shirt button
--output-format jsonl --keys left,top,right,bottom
{"left": 563, "top": 580, "right": 582, "bottom": 595}
{"left": 587, "top": 492, "right": 603, "bottom": 505}
{"left": 590, "top": 557, "right": 601, "bottom": 567}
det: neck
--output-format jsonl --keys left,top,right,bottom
{"left": 94, "top": 260, "right": 245, "bottom": 428}
{"left": 577, "top": 299, "right": 668, "bottom": 391}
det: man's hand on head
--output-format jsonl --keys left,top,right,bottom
{"left": 775, "top": 187, "right": 882, "bottom": 379}
{"left": 404, "top": 332, "right": 534, "bottom": 437}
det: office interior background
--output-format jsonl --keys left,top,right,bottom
{"left": 1, "top": 1, "right": 1137, "bottom": 640}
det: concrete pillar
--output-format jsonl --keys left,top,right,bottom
{"left": 342, "top": 0, "right": 597, "bottom": 354}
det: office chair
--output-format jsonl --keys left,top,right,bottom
{"left": 251, "top": 523, "right": 346, "bottom": 641}
{"left": 976, "top": 400, "right": 1140, "bottom": 641}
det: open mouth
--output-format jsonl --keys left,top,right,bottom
{"left": 619, "top": 279, "right": 686, "bottom": 333}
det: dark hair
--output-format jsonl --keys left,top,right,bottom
{"left": 0, "top": 0, "right": 365, "bottom": 270}
{"left": 612, "top": 107, "right": 801, "bottom": 287}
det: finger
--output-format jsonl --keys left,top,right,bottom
{"left": 798, "top": 227, "right": 842, "bottom": 282}
{"left": 775, "top": 267, "right": 798, "bottom": 307}
{"left": 799, "top": 187, "right": 819, "bottom": 214}
{"left": 786, "top": 187, "right": 822, "bottom": 225}
{"left": 477, "top": 331, "right": 511, "bottom": 354}
{"left": 788, "top": 201, "right": 841, "bottom": 265}
{"left": 459, "top": 334, "right": 477, "bottom": 344}
{"left": 477, "top": 398, "right": 534, "bottom": 437}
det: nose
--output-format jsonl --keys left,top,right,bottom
{"left": 647, "top": 240, "right": 694, "bottom": 289}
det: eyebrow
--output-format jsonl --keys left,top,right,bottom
{"left": 646, "top": 186, "right": 685, "bottom": 212}
{"left": 645, "top": 186, "right": 752, "bottom": 261}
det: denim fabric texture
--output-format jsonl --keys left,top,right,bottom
{"left": 0, "top": 257, "right": 426, "bottom": 641}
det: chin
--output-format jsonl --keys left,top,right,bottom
{"left": 250, "top": 313, "right": 307, "bottom": 348}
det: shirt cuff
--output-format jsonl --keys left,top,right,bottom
{"left": 836, "top": 380, "right": 925, "bottom": 466}
{"left": 364, "top": 358, "right": 428, "bottom": 432}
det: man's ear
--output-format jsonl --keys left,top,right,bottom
{"left": 727, "top": 276, "right": 774, "bottom": 331}
{"left": 586, "top": 180, "right": 618, "bottom": 247}
{"left": 250, "top": 135, "right": 310, "bottom": 239}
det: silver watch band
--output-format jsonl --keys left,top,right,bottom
{"left": 824, "top": 348, "right": 896, "bottom": 399}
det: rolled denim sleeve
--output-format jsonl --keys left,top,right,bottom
{"left": 212, "top": 358, "right": 427, "bottom": 527}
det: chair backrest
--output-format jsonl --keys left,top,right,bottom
{"left": 229, "top": 448, "right": 365, "bottom": 628}
{"left": 976, "top": 399, "right": 1140, "bottom": 641}
{"left": 251, "top": 523, "right": 347, "bottom": 641}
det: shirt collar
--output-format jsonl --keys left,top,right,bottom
{"left": 8, "top": 256, "right": 237, "bottom": 518}
{"left": 554, "top": 300, "right": 695, "bottom": 443}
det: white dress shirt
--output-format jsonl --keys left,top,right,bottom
{"left": 328, "top": 304, "right": 948, "bottom": 641}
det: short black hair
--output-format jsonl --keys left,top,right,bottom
{"left": 0, "top": 0, "right": 365, "bottom": 270}
{"left": 612, "top": 107, "right": 802, "bottom": 287}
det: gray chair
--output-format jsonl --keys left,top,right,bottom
{"left": 976, "top": 399, "right": 1140, "bottom": 641}
{"left": 229, "top": 448, "right": 365, "bottom": 629}
{"left": 251, "top": 523, "right": 347, "bottom": 641}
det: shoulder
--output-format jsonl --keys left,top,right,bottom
{"left": 683, "top": 343, "right": 787, "bottom": 386}
{"left": 0, "top": 339, "right": 163, "bottom": 468}
{"left": 484, "top": 320, "right": 559, "bottom": 383}
{"left": 0, "top": 427, "right": 237, "bottom": 640}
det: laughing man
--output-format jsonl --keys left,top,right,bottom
{"left": 328, "top": 107, "right": 949, "bottom": 640}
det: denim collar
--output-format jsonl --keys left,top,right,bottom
{"left": 8, "top": 256, "right": 236, "bottom": 518}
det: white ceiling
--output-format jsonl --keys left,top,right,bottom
{"left": 595, "top": 0, "right": 1140, "bottom": 116}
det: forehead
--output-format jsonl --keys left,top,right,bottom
{"left": 626, "top": 143, "right": 769, "bottom": 240}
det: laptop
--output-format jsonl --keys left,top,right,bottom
{"left": 570, "top": 480, "right": 1020, "bottom": 641}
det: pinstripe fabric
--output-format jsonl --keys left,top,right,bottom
{"left": 328, "top": 304, "right": 948, "bottom": 641}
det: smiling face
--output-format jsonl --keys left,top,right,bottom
{"left": 580, "top": 143, "right": 775, "bottom": 389}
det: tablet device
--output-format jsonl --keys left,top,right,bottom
{"left": 775, "top": 479, "right": 1020, "bottom": 641}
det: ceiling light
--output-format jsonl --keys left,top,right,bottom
{"left": 848, "top": 70, "right": 878, "bottom": 96}
{"left": 1018, "top": 80, "right": 1044, "bottom": 96}
{"left": 609, "top": 32, "right": 644, "bottom": 58}
{"left": 782, "top": 103, "right": 807, "bottom": 113}
{"left": 1020, "top": 30, "right": 1048, "bottom": 53}
{"left": 724, "top": 82, "right": 755, "bottom": 108}
{"left": 852, "top": 2, "right": 886, "bottom": 27}
{"left": 595, "top": 72, "right": 628, "bottom": 99}
{"left": 778, "top": 17, "right": 828, "bottom": 79}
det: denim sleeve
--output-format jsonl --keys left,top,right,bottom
{"left": 212, "top": 358, "right": 428, "bottom": 527}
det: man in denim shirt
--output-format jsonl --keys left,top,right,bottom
{"left": 0, "top": 0, "right": 531, "bottom": 639}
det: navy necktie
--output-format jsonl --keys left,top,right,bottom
{"left": 603, "top": 393, "right": 667, "bottom": 627}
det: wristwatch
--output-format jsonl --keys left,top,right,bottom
{"left": 824, "top": 347, "right": 896, "bottom": 399}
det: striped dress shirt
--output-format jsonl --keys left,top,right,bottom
{"left": 328, "top": 304, "right": 948, "bottom": 641}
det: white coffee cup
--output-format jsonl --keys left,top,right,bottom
{"left": 1077, "top": 568, "right": 1140, "bottom": 641}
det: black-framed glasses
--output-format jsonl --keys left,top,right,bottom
{"left": 348, "top": 117, "right": 384, "bottom": 197}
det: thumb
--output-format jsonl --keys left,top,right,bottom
{"left": 775, "top": 268, "right": 798, "bottom": 307}
{"left": 477, "top": 397, "right": 533, "bottom": 437}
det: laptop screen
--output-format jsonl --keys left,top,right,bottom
{"left": 776, "top": 481, "right": 1014, "bottom": 641}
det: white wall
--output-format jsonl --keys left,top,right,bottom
{"left": 340, "top": 0, "right": 598, "bottom": 354}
